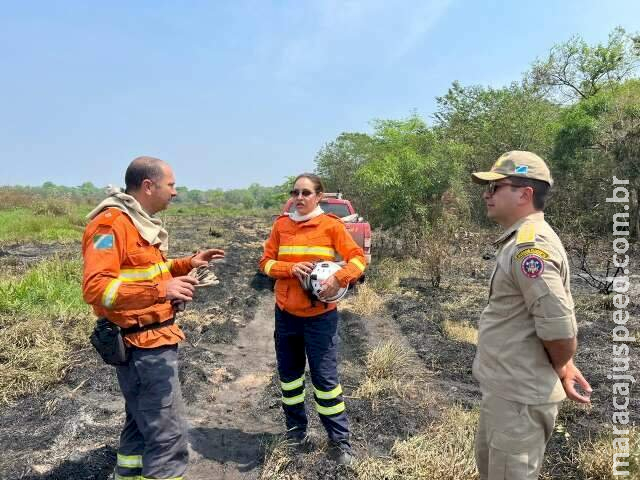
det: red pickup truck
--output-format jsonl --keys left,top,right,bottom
{"left": 278, "top": 193, "right": 372, "bottom": 264}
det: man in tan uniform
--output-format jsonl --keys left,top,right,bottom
{"left": 471, "top": 151, "right": 592, "bottom": 479}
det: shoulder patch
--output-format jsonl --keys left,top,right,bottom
{"left": 93, "top": 232, "right": 114, "bottom": 250}
{"left": 515, "top": 247, "right": 549, "bottom": 261}
{"left": 520, "top": 254, "right": 545, "bottom": 278}
{"left": 515, "top": 223, "right": 536, "bottom": 245}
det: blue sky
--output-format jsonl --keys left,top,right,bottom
{"left": 1, "top": 1, "right": 638, "bottom": 190}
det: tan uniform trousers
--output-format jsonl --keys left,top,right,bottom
{"left": 475, "top": 391, "right": 560, "bottom": 480}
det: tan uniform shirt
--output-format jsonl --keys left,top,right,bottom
{"left": 473, "top": 212, "right": 578, "bottom": 404}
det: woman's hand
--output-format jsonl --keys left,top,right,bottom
{"left": 318, "top": 275, "right": 341, "bottom": 301}
{"left": 292, "top": 261, "right": 314, "bottom": 282}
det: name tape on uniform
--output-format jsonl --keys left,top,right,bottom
{"left": 515, "top": 247, "right": 549, "bottom": 261}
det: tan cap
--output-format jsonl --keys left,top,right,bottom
{"left": 471, "top": 151, "right": 553, "bottom": 187}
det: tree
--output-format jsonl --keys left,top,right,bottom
{"left": 186, "top": 189, "right": 205, "bottom": 203}
{"left": 434, "top": 81, "right": 561, "bottom": 223}
{"left": 553, "top": 79, "right": 640, "bottom": 237}
{"left": 435, "top": 81, "right": 561, "bottom": 166}
{"left": 223, "top": 189, "right": 256, "bottom": 209}
{"left": 204, "top": 189, "right": 224, "bottom": 204}
{"left": 530, "top": 27, "right": 639, "bottom": 102}
{"left": 315, "top": 132, "right": 376, "bottom": 197}
{"left": 173, "top": 186, "right": 189, "bottom": 203}
{"left": 354, "top": 116, "right": 468, "bottom": 228}
{"left": 247, "top": 183, "right": 285, "bottom": 209}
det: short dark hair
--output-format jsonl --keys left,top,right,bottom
{"left": 125, "top": 156, "right": 166, "bottom": 192}
{"left": 294, "top": 173, "right": 325, "bottom": 193}
{"left": 508, "top": 176, "right": 550, "bottom": 210}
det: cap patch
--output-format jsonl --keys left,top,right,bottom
{"left": 494, "top": 157, "right": 515, "bottom": 170}
{"left": 515, "top": 247, "right": 549, "bottom": 261}
{"left": 521, "top": 254, "right": 545, "bottom": 278}
{"left": 515, "top": 165, "right": 529, "bottom": 174}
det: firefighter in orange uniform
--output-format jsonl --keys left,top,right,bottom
{"left": 82, "top": 156, "right": 224, "bottom": 480}
{"left": 259, "top": 173, "right": 366, "bottom": 465}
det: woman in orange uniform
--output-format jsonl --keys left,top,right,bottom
{"left": 259, "top": 173, "right": 366, "bottom": 465}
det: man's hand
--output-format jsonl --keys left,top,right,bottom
{"left": 560, "top": 360, "right": 592, "bottom": 404}
{"left": 191, "top": 248, "right": 225, "bottom": 268}
{"left": 318, "top": 275, "right": 341, "bottom": 301}
{"left": 166, "top": 276, "right": 198, "bottom": 302}
{"left": 291, "top": 261, "right": 314, "bottom": 283}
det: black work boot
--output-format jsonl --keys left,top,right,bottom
{"left": 285, "top": 429, "right": 313, "bottom": 453}
{"left": 328, "top": 440, "right": 354, "bottom": 466}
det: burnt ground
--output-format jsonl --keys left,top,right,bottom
{"left": 0, "top": 216, "right": 638, "bottom": 479}
{"left": 0, "top": 216, "right": 278, "bottom": 480}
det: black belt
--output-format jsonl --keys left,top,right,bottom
{"left": 122, "top": 318, "right": 175, "bottom": 335}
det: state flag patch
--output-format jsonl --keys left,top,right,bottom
{"left": 93, "top": 233, "right": 114, "bottom": 250}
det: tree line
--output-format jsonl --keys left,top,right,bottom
{"left": 314, "top": 27, "right": 640, "bottom": 238}
{"left": 3, "top": 181, "right": 288, "bottom": 211}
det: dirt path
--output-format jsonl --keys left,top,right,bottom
{"left": 186, "top": 292, "right": 280, "bottom": 480}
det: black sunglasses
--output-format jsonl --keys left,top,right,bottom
{"left": 486, "top": 181, "right": 528, "bottom": 195}
{"left": 290, "top": 189, "right": 316, "bottom": 198}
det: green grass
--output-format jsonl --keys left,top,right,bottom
{"left": 0, "top": 258, "right": 88, "bottom": 317}
{"left": 0, "top": 208, "right": 85, "bottom": 243}
{"left": 0, "top": 258, "right": 93, "bottom": 403}
{"left": 0, "top": 193, "right": 274, "bottom": 243}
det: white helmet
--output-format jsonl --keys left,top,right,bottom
{"left": 302, "top": 261, "right": 349, "bottom": 303}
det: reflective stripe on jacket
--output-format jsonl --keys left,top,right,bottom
{"left": 82, "top": 208, "right": 193, "bottom": 348}
{"left": 259, "top": 213, "right": 366, "bottom": 317}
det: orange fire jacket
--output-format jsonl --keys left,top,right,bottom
{"left": 82, "top": 207, "right": 193, "bottom": 348}
{"left": 259, "top": 213, "right": 366, "bottom": 317}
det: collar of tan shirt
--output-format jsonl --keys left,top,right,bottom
{"left": 493, "top": 211, "right": 545, "bottom": 246}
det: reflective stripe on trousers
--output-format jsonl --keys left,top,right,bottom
{"left": 115, "top": 344, "right": 189, "bottom": 480}
{"left": 274, "top": 306, "right": 350, "bottom": 443}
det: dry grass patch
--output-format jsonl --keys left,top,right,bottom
{"left": 363, "top": 340, "right": 414, "bottom": 381}
{"left": 356, "top": 405, "right": 479, "bottom": 480}
{"left": 440, "top": 282, "right": 487, "bottom": 316}
{"left": 573, "top": 292, "right": 616, "bottom": 322}
{"left": 442, "top": 319, "right": 478, "bottom": 345}
{"left": 367, "top": 257, "right": 403, "bottom": 292}
{"left": 355, "top": 340, "right": 419, "bottom": 405}
{"left": 574, "top": 427, "right": 640, "bottom": 479}
{"left": 0, "top": 317, "right": 69, "bottom": 403}
{"left": 367, "top": 257, "right": 423, "bottom": 293}
{"left": 342, "top": 282, "right": 384, "bottom": 317}
{"left": 260, "top": 436, "right": 303, "bottom": 480}
{"left": 0, "top": 258, "right": 92, "bottom": 403}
